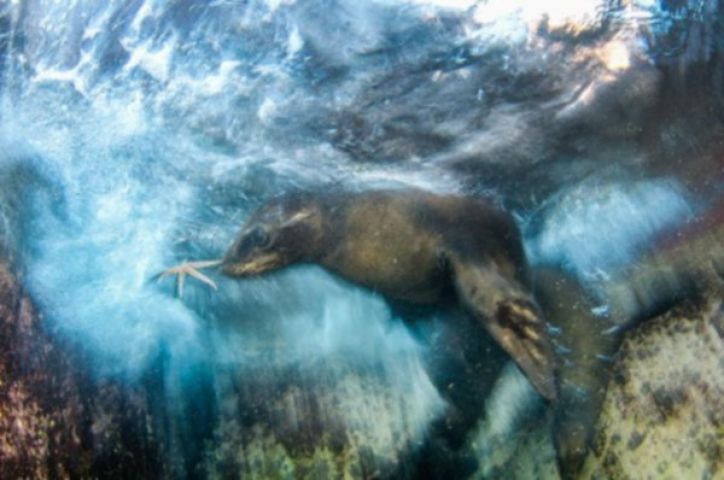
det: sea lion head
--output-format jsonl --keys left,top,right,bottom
{"left": 221, "top": 193, "right": 323, "bottom": 277}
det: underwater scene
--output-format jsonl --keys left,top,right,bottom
{"left": 0, "top": 0, "right": 722, "bottom": 479}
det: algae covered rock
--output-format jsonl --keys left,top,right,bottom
{"left": 582, "top": 297, "right": 723, "bottom": 479}
{"left": 474, "top": 293, "right": 723, "bottom": 480}
{"left": 0, "top": 262, "right": 167, "bottom": 479}
{"left": 0, "top": 262, "right": 93, "bottom": 478}
{"left": 204, "top": 355, "right": 445, "bottom": 479}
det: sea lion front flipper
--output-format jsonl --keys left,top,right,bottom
{"left": 450, "top": 256, "right": 556, "bottom": 401}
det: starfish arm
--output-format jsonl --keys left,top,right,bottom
{"left": 177, "top": 271, "right": 186, "bottom": 297}
{"left": 186, "top": 268, "right": 218, "bottom": 290}
{"left": 155, "top": 259, "right": 223, "bottom": 297}
{"left": 157, "top": 269, "right": 177, "bottom": 279}
{"left": 187, "top": 259, "right": 223, "bottom": 269}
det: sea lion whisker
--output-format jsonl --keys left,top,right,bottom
{"left": 281, "top": 209, "right": 314, "bottom": 228}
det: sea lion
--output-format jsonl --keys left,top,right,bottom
{"left": 161, "top": 189, "right": 556, "bottom": 401}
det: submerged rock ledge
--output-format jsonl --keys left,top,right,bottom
{"left": 0, "top": 262, "right": 166, "bottom": 479}
{"left": 1, "top": 254, "right": 721, "bottom": 479}
{"left": 474, "top": 294, "right": 723, "bottom": 480}
{"left": 582, "top": 296, "right": 723, "bottom": 480}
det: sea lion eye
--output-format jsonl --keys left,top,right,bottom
{"left": 249, "top": 227, "right": 271, "bottom": 248}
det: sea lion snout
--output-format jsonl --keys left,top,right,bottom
{"left": 221, "top": 200, "right": 322, "bottom": 277}
{"left": 220, "top": 225, "right": 283, "bottom": 277}
{"left": 221, "top": 252, "right": 281, "bottom": 276}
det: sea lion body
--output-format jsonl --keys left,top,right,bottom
{"left": 317, "top": 192, "right": 526, "bottom": 306}
{"left": 221, "top": 189, "right": 555, "bottom": 400}
{"left": 319, "top": 192, "right": 450, "bottom": 304}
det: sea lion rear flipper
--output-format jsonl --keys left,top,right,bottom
{"left": 451, "top": 257, "right": 557, "bottom": 401}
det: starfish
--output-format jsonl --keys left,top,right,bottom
{"left": 157, "top": 259, "right": 222, "bottom": 297}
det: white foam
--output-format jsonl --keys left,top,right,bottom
{"left": 257, "top": 97, "right": 278, "bottom": 124}
{"left": 468, "top": 362, "right": 538, "bottom": 472}
{"left": 122, "top": 37, "right": 176, "bottom": 83}
{"left": 287, "top": 26, "right": 304, "bottom": 57}
{"left": 485, "top": 363, "right": 537, "bottom": 438}
{"left": 265, "top": 0, "right": 297, "bottom": 12}
{"left": 203, "top": 60, "right": 241, "bottom": 96}
{"left": 527, "top": 178, "right": 695, "bottom": 279}
{"left": 402, "top": 0, "right": 478, "bottom": 9}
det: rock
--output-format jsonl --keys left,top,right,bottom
{"left": 482, "top": 420, "right": 559, "bottom": 480}
{"left": 203, "top": 354, "right": 446, "bottom": 479}
{"left": 0, "top": 262, "right": 167, "bottom": 479}
{"left": 0, "top": 262, "right": 90, "bottom": 478}
{"left": 467, "top": 292, "right": 723, "bottom": 480}
{"left": 581, "top": 296, "right": 723, "bottom": 479}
